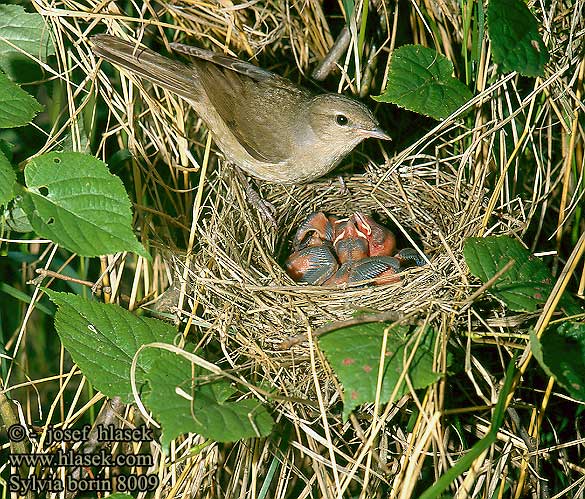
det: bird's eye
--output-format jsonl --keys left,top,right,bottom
{"left": 336, "top": 114, "right": 349, "bottom": 126}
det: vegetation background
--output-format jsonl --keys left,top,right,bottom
{"left": 0, "top": 0, "right": 584, "bottom": 497}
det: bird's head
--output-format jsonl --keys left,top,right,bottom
{"left": 306, "top": 94, "right": 390, "bottom": 153}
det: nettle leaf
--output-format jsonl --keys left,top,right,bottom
{"left": 145, "top": 351, "right": 274, "bottom": 447}
{"left": 463, "top": 236, "right": 580, "bottom": 314}
{"left": 319, "top": 323, "right": 445, "bottom": 420}
{"left": 0, "top": 149, "right": 16, "bottom": 207}
{"left": 4, "top": 193, "right": 34, "bottom": 233}
{"left": 373, "top": 45, "right": 472, "bottom": 120}
{"left": 487, "top": 0, "right": 549, "bottom": 77}
{"left": 531, "top": 322, "right": 585, "bottom": 402}
{"left": 22, "top": 151, "right": 149, "bottom": 258}
{"left": 0, "top": 5, "right": 55, "bottom": 81}
{"left": 47, "top": 290, "right": 177, "bottom": 403}
{"left": 0, "top": 71, "right": 43, "bottom": 128}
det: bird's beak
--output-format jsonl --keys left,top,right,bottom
{"left": 363, "top": 127, "right": 392, "bottom": 141}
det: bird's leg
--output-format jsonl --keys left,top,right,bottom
{"left": 337, "top": 175, "right": 349, "bottom": 196}
{"left": 234, "top": 168, "right": 278, "bottom": 227}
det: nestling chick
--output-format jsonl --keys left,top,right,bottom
{"left": 324, "top": 256, "right": 401, "bottom": 286}
{"left": 332, "top": 219, "right": 369, "bottom": 264}
{"left": 292, "top": 212, "right": 334, "bottom": 251}
{"left": 285, "top": 245, "right": 338, "bottom": 285}
{"left": 394, "top": 247, "right": 427, "bottom": 267}
{"left": 353, "top": 212, "right": 397, "bottom": 257}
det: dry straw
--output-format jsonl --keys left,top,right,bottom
{"left": 29, "top": 0, "right": 584, "bottom": 494}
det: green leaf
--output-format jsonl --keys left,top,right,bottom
{"left": 0, "top": 149, "right": 16, "bottom": 207}
{"left": 531, "top": 322, "right": 585, "bottom": 402}
{"left": 319, "top": 323, "right": 445, "bottom": 420}
{"left": 463, "top": 236, "right": 581, "bottom": 314}
{"left": 145, "top": 351, "right": 274, "bottom": 447}
{"left": 22, "top": 151, "right": 149, "bottom": 258}
{"left": 0, "top": 5, "right": 55, "bottom": 81}
{"left": 0, "top": 283, "right": 53, "bottom": 315}
{"left": 342, "top": 0, "right": 355, "bottom": 21}
{"left": 0, "top": 71, "right": 43, "bottom": 128}
{"left": 487, "top": 0, "right": 549, "bottom": 77}
{"left": 373, "top": 45, "right": 472, "bottom": 120}
{"left": 47, "top": 290, "right": 177, "bottom": 403}
{"left": 4, "top": 202, "right": 34, "bottom": 233}
{"left": 0, "top": 138, "right": 14, "bottom": 161}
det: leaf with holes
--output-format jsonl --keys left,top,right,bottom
{"left": 487, "top": 0, "right": 549, "bottom": 77}
{"left": 47, "top": 290, "right": 177, "bottom": 403}
{"left": 531, "top": 322, "right": 585, "bottom": 402}
{"left": 0, "top": 149, "right": 16, "bottom": 207}
{"left": 463, "top": 236, "right": 581, "bottom": 314}
{"left": 0, "top": 71, "right": 43, "bottom": 128}
{"left": 373, "top": 45, "right": 472, "bottom": 120}
{"left": 145, "top": 351, "right": 274, "bottom": 447}
{"left": 21, "top": 151, "right": 149, "bottom": 258}
{"left": 319, "top": 323, "right": 445, "bottom": 420}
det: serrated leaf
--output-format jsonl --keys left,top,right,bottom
{"left": 0, "top": 5, "right": 55, "bottom": 81}
{"left": 0, "top": 138, "right": 14, "bottom": 161}
{"left": 0, "top": 149, "right": 16, "bottom": 207}
{"left": 145, "top": 351, "right": 274, "bottom": 447}
{"left": 47, "top": 290, "right": 177, "bottom": 403}
{"left": 463, "top": 236, "right": 581, "bottom": 314}
{"left": 0, "top": 71, "right": 43, "bottom": 128}
{"left": 531, "top": 322, "right": 585, "bottom": 402}
{"left": 4, "top": 203, "right": 33, "bottom": 233}
{"left": 22, "top": 151, "right": 149, "bottom": 258}
{"left": 373, "top": 45, "right": 472, "bottom": 120}
{"left": 487, "top": 0, "right": 549, "bottom": 77}
{"left": 319, "top": 323, "right": 445, "bottom": 420}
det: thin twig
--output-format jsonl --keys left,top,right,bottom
{"left": 30, "top": 269, "right": 112, "bottom": 294}
{"left": 312, "top": 26, "right": 351, "bottom": 81}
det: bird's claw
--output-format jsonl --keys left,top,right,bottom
{"left": 256, "top": 198, "right": 278, "bottom": 227}
{"left": 236, "top": 168, "right": 278, "bottom": 227}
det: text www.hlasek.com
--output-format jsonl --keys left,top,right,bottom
{"left": 10, "top": 449, "right": 153, "bottom": 468}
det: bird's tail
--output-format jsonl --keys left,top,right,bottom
{"left": 91, "top": 34, "right": 200, "bottom": 101}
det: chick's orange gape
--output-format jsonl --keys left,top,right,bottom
{"left": 91, "top": 34, "right": 390, "bottom": 186}
{"left": 285, "top": 212, "right": 426, "bottom": 286}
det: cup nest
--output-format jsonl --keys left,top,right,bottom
{"left": 166, "top": 158, "right": 525, "bottom": 398}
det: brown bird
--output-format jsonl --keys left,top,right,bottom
{"left": 91, "top": 35, "right": 391, "bottom": 185}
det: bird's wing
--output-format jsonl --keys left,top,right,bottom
{"left": 92, "top": 35, "right": 202, "bottom": 101}
{"left": 192, "top": 58, "right": 310, "bottom": 164}
{"left": 170, "top": 43, "right": 274, "bottom": 81}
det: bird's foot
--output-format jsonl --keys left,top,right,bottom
{"left": 235, "top": 169, "right": 278, "bottom": 227}
{"left": 337, "top": 175, "right": 349, "bottom": 196}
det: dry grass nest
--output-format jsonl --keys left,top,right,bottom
{"left": 171, "top": 154, "right": 526, "bottom": 393}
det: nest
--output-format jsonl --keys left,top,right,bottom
{"left": 167, "top": 156, "right": 521, "bottom": 399}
